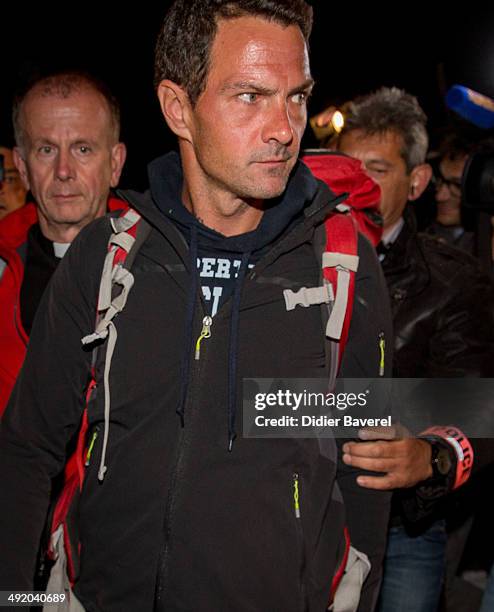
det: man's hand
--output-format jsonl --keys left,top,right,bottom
{"left": 342, "top": 425, "right": 433, "bottom": 490}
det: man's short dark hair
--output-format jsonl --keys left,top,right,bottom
{"left": 154, "top": 0, "right": 313, "bottom": 105}
{"left": 13, "top": 71, "right": 121, "bottom": 150}
{"left": 437, "top": 127, "right": 494, "bottom": 162}
{"left": 340, "top": 87, "right": 429, "bottom": 173}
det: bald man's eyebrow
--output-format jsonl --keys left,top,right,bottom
{"left": 219, "top": 81, "right": 276, "bottom": 95}
{"left": 220, "top": 78, "right": 315, "bottom": 96}
{"left": 288, "top": 78, "right": 315, "bottom": 96}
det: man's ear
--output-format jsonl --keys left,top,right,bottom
{"left": 157, "top": 80, "right": 194, "bottom": 142}
{"left": 110, "top": 142, "right": 127, "bottom": 188}
{"left": 409, "top": 163, "right": 432, "bottom": 201}
{"left": 13, "top": 147, "right": 30, "bottom": 191}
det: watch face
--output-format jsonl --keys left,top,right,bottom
{"left": 437, "top": 447, "right": 452, "bottom": 475}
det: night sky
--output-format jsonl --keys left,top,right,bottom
{"left": 3, "top": 2, "right": 494, "bottom": 188}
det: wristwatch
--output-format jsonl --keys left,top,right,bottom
{"left": 428, "top": 438, "right": 453, "bottom": 480}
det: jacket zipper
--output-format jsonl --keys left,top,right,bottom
{"left": 154, "top": 427, "right": 187, "bottom": 609}
{"left": 293, "top": 472, "right": 307, "bottom": 611}
{"left": 155, "top": 311, "right": 209, "bottom": 609}
{"left": 85, "top": 428, "right": 99, "bottom": 467}
{"left": 194, "top": 316, "right": 213, "bottom": 360}
{"left": 378, "top": 332, "right": 385, "bottom": 377}
{"left": 293, "top": 472, "right": 301, "bottom": 518}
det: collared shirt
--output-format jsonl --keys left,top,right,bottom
{"left": 377, "top": 217, "right": 405, "bottom": 261}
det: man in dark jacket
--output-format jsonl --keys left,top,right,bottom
{"left": 0, "top": 3, "right": 393, "bottom": 611}
{"left": 0, "top": 71, "right": 127, "bottom": 414}
{"left": 337, "top": 87, "right": 494, "bottom": 612}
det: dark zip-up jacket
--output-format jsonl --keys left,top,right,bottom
{"left": 0, "top": 155, "right": 392, "bottom": 611}
{"left": 383, "top": 208, "right": 494, "bottom": 527}
{"left": 0, "top": 197, "right": 127, "bottom": 416}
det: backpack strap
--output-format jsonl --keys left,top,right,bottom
{"left": 47, "top": 207, "right": 151, "bottom": 586}
{"left": 82, "top": 208, "right": 147, "bottom": 346}
{"left": 322, "top": 212, "right": 359, "bottom": 370}
{"left": 284, "top": 208, "right": 360, "bottom": 380}
{"left": 81, "top": 208, "right": 151, "bottom": 481}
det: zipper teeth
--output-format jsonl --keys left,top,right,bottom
{"left": 156, "top": 309, "right": 208, "bottom": 607}
{"left": 155, "top": 427, "right": 187, "bottom": 606}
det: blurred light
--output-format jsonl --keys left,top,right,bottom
{"left": 331, "top": 110, "right": 345, "bottom": 133}
{"left": 310, "top": 109, "right": 346, "bottom": 142}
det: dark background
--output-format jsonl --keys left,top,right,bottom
{"left": 2, "top": 2, "right": 494, "bottom": 189}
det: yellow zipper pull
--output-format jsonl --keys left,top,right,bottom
{"left": 85, "top": 429, "right": 99, "bottom": 467}
{"left": 379, "top": 332, "right": 385, "bottom": 377}
{"left": 293, "top": 473, "right": 301, "bottom": 518}
{"left": 195, "top": 316, "right": 213, "bottom": 360}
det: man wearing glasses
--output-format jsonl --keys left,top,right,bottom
{"left": 427, "top": 130, "right": 494, "bottom": 255}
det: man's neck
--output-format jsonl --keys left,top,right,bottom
{"left": 37, "top": 218, "right": 85, "bottom": 244}
{"left": 180, "top": 145, "right": 264, "bottom": 237}
{"left": 181, "top": 183, "right": 263, "bottom": 236}
{"left": 37, "top": 202, "right": 108, "bottom": 244}
{"left": 382, "top": 217, "right": 404, "bottom": 246}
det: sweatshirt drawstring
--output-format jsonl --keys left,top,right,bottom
{"left": 227, "top": 251, "right": 251, "bottom": 452}
{"left": 176, "top": 225, "right": 199, "bottom": 426}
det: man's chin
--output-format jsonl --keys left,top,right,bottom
{"left": 244, "top": 171, "right": 292, "bottom": 200}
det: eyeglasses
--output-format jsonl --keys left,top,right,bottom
{"left": 433, "top": 170, "right": 462, "bottom": 197}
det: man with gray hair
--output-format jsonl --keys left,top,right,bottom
{"left": 336, "top": 87, "right": 494, "bottom": 611}
{"left": 0, "top": 71, "right": 127, "bottom": 413}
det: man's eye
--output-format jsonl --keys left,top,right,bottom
{"left": 367, "top": 168, "right": 388, "bottom": 177}
{"left": 291, "top": 92, "right": 307, "bottom": 105}
{"left": 39, "top": 146, "right": 53, "bottom": 155}
{"left": 78, "top": 145, "right": 91, "bottom": 154}
{"left": 238, "top": 93, "right": 258, "bottom": 104}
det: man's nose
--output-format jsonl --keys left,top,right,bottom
{"left": 435, "top": 182, "right": 451, "bottom": 202}
{"left": 54, "top": 150, "right": 75, "bottom": 181}
{"left": 262, "top": 100, "right": 294, "bottom": 146}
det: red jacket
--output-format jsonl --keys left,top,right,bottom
{"left": 0, "top": 197, "right": 127, "bottom": 415}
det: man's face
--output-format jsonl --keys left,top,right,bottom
{"left": 0, "top": 146, "right": 26, "bottom": 220}
{"left": 14, "top": 86, "right": 125, "bottom": 238}
{"left": 435, "top": 155, "right": 465, "bottom": 226}
{"left": 338, "top": 129, "right": 412, "bottom": 229}
{"left": 184, "top": 16, "right": 312, "bottom": 201}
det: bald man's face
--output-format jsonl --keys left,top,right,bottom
{"left": 0, "top": 147, "right": 26, "bottom": 220}
{"left": 14, "top": 85, "right": 126, "bottom": 242}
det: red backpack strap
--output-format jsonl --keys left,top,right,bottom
{"left": 47, "top": 207, "right": 150, "bottom": 586}
{"left": 330, "top": 526, "right": 351, "bottom": 603}
{"left": 322, "top": 211, "right": 359, "bottom": 370}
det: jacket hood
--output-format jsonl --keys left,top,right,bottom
{"left": 145, "top": 151, "right": 320, "bottom": 255}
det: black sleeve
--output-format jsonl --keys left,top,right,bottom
{"left": 336, "top": 233, "right": 393, "bottom": 612}
{"left": 402, "top": 263, "right": 494, "bottom": 519}
{"left": 428, "top": 263, "right": 494, "bottom": 377}
{"left": 0, "top": 218, "right": 109, "bottom": 591}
